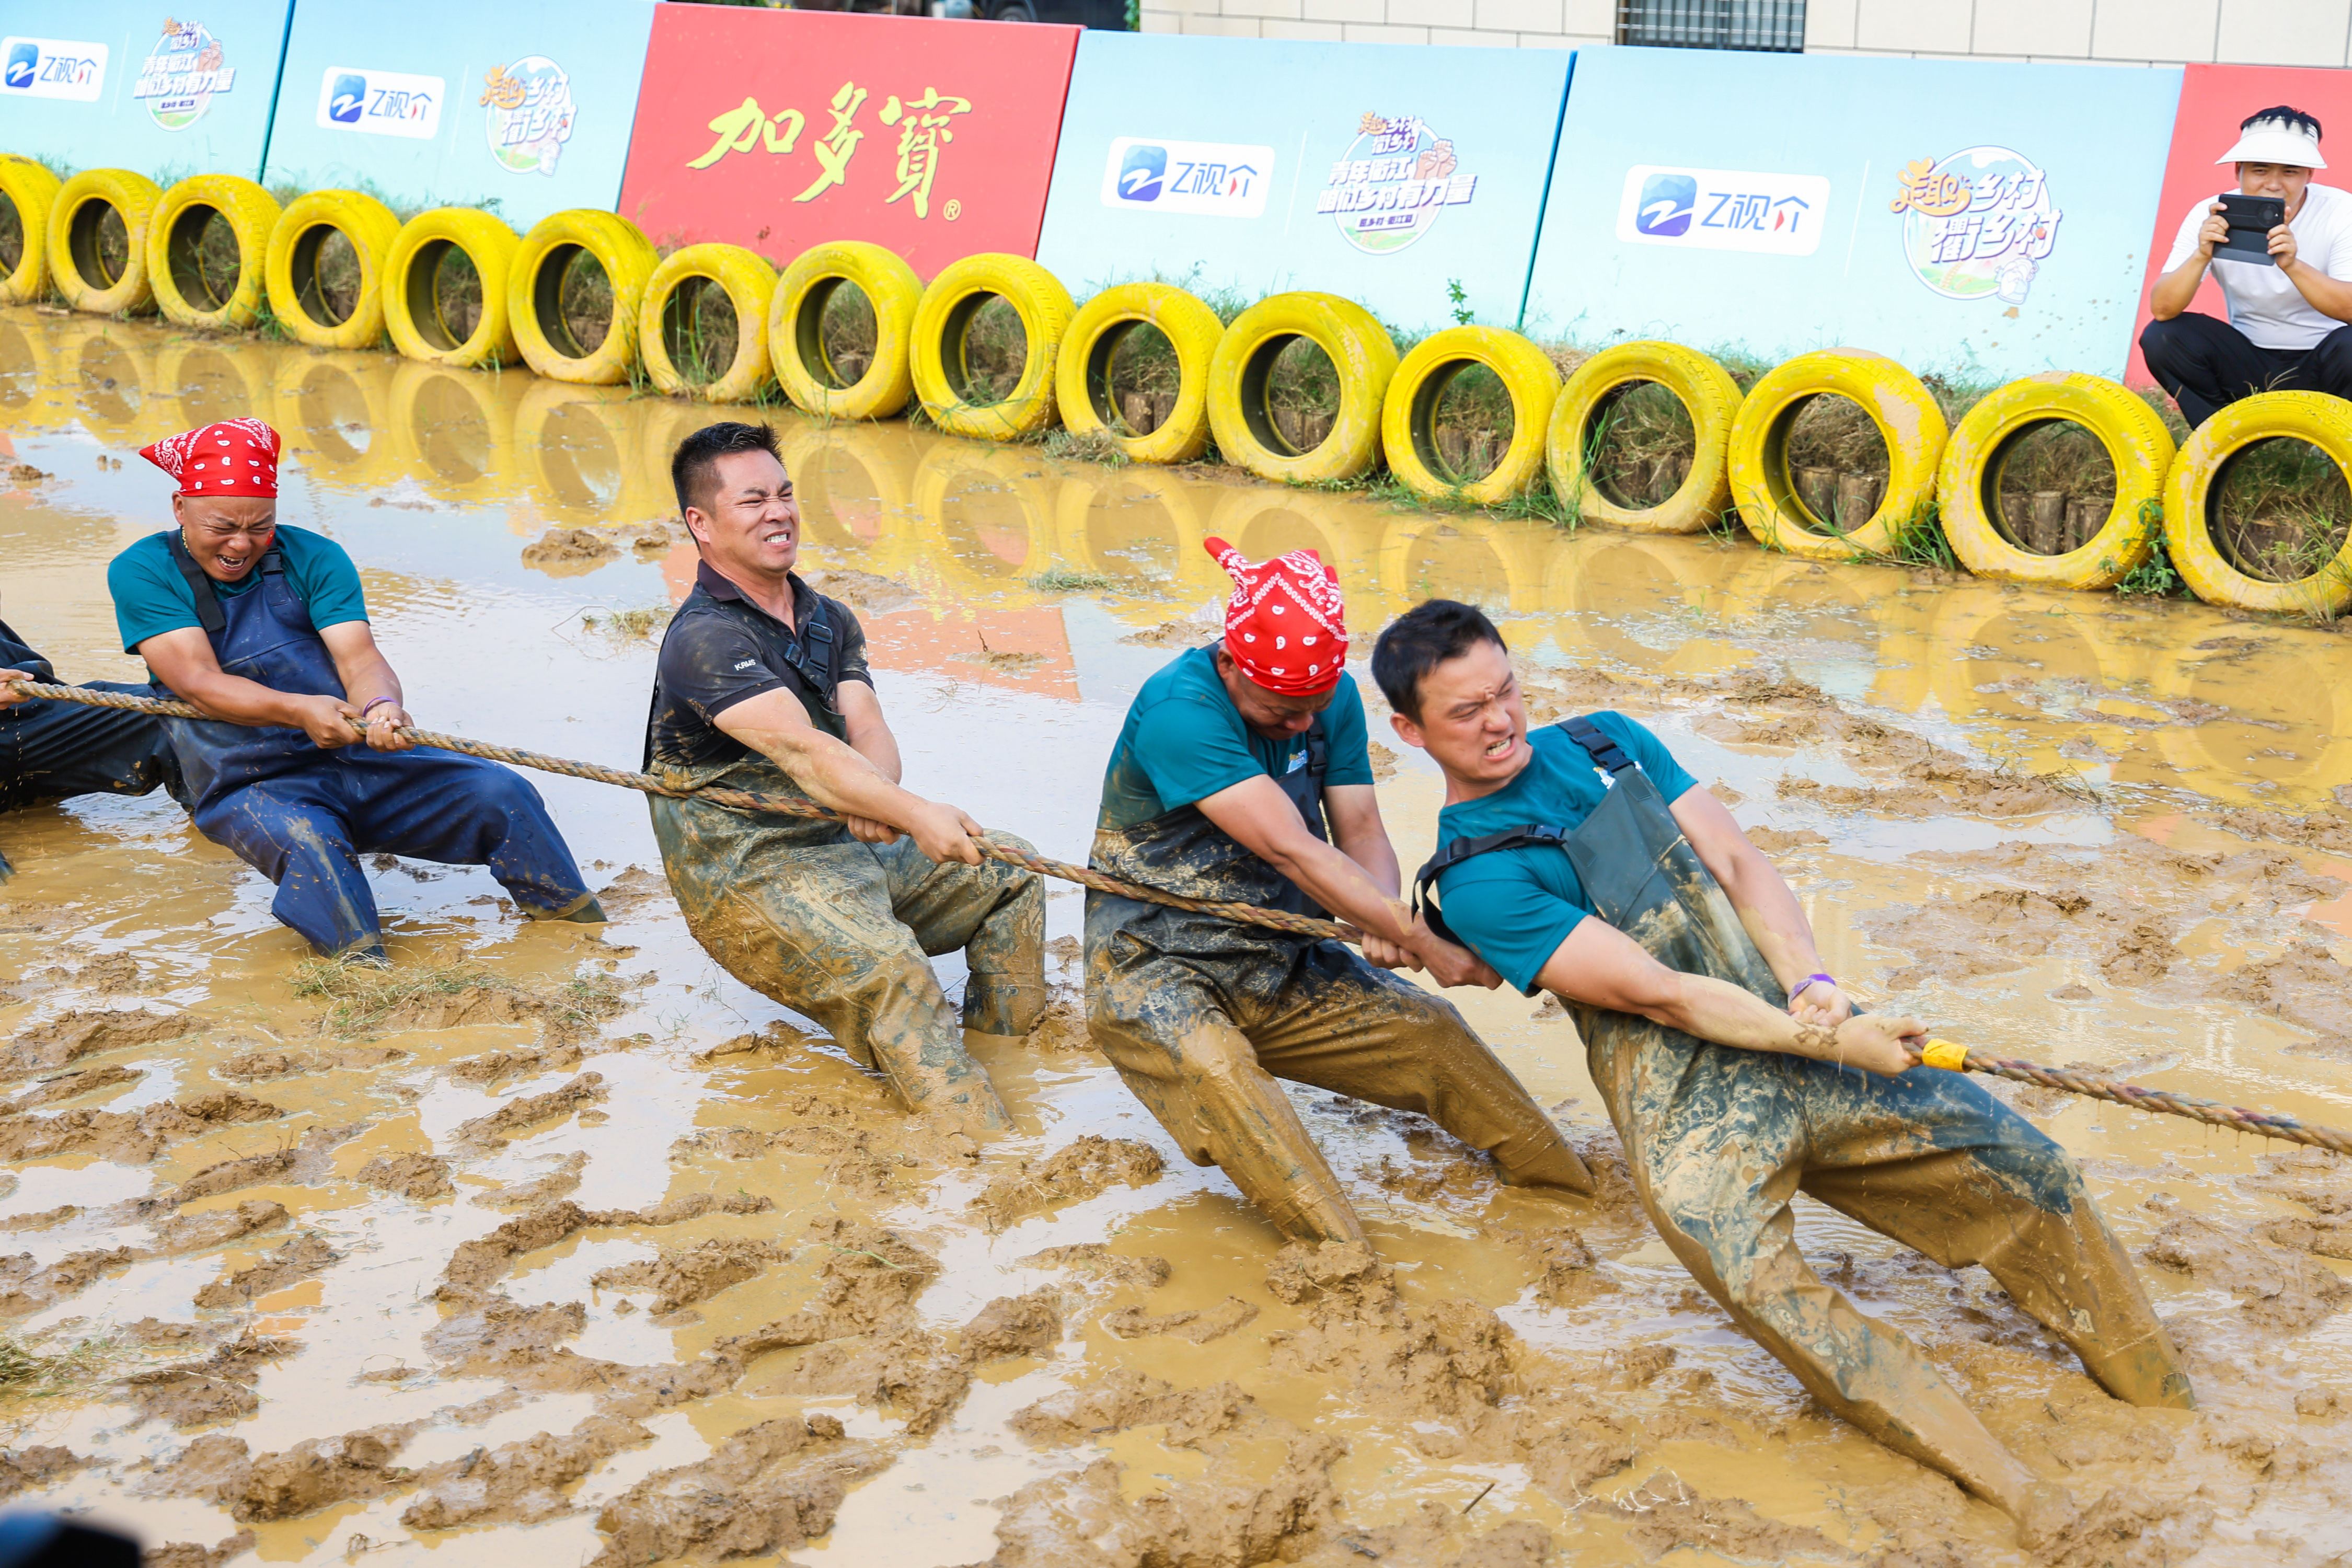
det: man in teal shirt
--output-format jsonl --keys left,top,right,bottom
{"left": 1086, "top": 540, "right": 1590, "bottom": 1244}
{"left": 1376, "top": 598, "right": 2189, "bottom": 1541}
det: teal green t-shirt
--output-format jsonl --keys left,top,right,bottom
{"left": 1432, "top": 714, "right": 1699, "bottom": 995}
{"left": 1097, "top": 644, "right": 1375, "bottom": 832}
{"left": 108, "top": 525, "right": 370, "bottom": 656}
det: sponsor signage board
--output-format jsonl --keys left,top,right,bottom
{"left": 2124, "top": 63, "right": 2352, "bottom": 387}
{"left": 616, "top": 7, "right": 1080, "bottom": 276}
{"left": 1036, "top": 32, "right": 1571, "bottom": 331}
{"left": 0, "top": 3, "right": 290, "bottom": 179}
{"left": 263, "top": 0, "right": 655, "bottom": 229}
{"left": 1525, "top": 49, "right": 2182, "bottom": 381}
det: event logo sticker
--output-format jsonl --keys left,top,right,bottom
{"left": 1616, "top": 165, "right": 1830, "bottom": 256}
{"left": 316, "top": 66, "right": 445, "bottom": 140}
{"left": 1318, "top": 111, "right": 1477, "bottom": 255}
{"left": 481, "top": 56, "right": 575, "bottom": 176}
{"left": 1098, "top": 137, "right": 1272, "bottom": 218}
{"left": 135, "top": 19, "right": 235, "bottom": 131}
{"left": 1890, "top": 147, "right": 2060, "bottom": 306}
{"left": 0, "top": 37, "right": 107, "bottom": 102}
{"left": 688, "top": 82, "right": 973, "bottom": 218}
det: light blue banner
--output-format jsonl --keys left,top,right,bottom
{"left": 1524, "top": 48, "right": 2184, "bottom": 382}
{"left": 1035, "top": 32, "right": 1571, "bottom": 333}
{"left": 261, "top": 0, "right": 654, "bottom": 228}
{"left": 0, "top": 2, "right": 292, "bottom": 181}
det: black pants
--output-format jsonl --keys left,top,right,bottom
{"left": 2139, "top": 311, "right": 2352, "bottom": 429}
{"left": 0, "top": 681, "right": 187, "bottom": 879}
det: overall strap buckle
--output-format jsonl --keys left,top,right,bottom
{"left": 1559, "top": 715, "right": 1636, "bottom": 786}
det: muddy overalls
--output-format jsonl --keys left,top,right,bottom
{"left": 1422, "top": 718, "right": 2193, "bottom": 1502}
{"left": 646, "top": 580, "right": 1042, "bottom": 1129}
{"left": 1087, "top": 712, "right": 1590, "bottom": 1243}
{"left": 151, "top": 535, "right": 594, "bottom": 956}
{"left": 1, "top": 617, "right": 186, "bottom": 881}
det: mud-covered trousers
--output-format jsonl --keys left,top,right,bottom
{"left": 0, "top": 679, "right": 187, "bottom": 880}
{"left": 196, "top": 747, "right": 595, "bottom": 956}
{"left": 1086, "top": 892, "right": 1586, "bottom": 1243}
{"left": 654, "top": 797, "right": 1045, "bottom": 1128}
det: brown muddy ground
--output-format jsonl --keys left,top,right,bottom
{"left": 4, "top": 308, "right": 2352, "bottom": 1566}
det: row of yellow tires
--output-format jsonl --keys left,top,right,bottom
{"left": 9, "top": 157, "right": 2351, "bottom": 617}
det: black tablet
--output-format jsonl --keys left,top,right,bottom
{"left": 2218, "top": 193, "right": 2287, "bottom": 266}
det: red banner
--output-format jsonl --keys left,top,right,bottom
{"left": 2126, "top": 63, "right": 2352, "bottom": 387}
{"left": 616, "top": 8, "right": 1079, "bottom": 278}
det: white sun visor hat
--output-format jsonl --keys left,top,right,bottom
{"left": 2218, "top": 116, "right": 2326, "bottom": 169}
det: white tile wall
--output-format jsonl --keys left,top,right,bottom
{"left": 1137, "top": 0, "right": 2352, "bottom": 64}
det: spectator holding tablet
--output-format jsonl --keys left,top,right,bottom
{"left": 2142, "top": 107, "right": 2352, "bottom": 428}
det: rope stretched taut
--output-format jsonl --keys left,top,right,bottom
{"left": 13, "top": 678, "right": 2352, "bottom": 1160}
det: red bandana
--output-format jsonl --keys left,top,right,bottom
{"left": 140, "top": 419, "right": 281, "bottom": 498}
{"left": 1205, "top": 535, "right": 1348, "bottom": 696}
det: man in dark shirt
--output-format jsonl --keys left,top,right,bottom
{"left": 644, "top": 422, "right": 1043, "bottom": 1135}
{"left": 0, "top": 604, "right": 187, "bottom": 879}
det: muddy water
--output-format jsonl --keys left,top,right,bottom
{"left": 5, "top": 308, "right": 2352, "bottom": 1566}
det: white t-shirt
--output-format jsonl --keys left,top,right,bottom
{"left": 2164, "top": 183, "right": 2352, "bottom": 350}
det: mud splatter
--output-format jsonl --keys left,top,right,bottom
{"left": 967, "top": 1135, "right": 1164, "bottom": 1230}
{"left": 402, "top": 1414, "right": 651, "bottom": 1530}
{"left": 592, "top": 1237, "right": 782, "bottom": 1315}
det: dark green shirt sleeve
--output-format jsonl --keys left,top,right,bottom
{"left": 108, "top": 539, "right": 198, "bottom": 654}
{"left": 1132, "top": 687, "right": 1264, "bottom": 811}
{"left": 1435, "top": 851, "right": 1593, "bottom": 997}
{"left": 280, "top": 529, "right": 368, "bottom": 631}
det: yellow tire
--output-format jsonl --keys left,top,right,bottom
{"left": 144, "top": 175, "right": 280, "bottom": 330}
{"left": 265, "top": 191, "right": 400, "bottom": 351}
{"left": 1935, "top": 372, "right": 2174, "bottom": 591}
{"left": 47, "top": 168, "right": 162, "bottom": 315}
{"left": 384, "top": 207, "right": 521, "bottom": 370}
{"left": 2163, "top": 391, "right": 2352, "bottom": 616}
{"left": 1727, "top": 349, "right": 1950, "bottom": 561}
{"left": 771, "top": 240, "right": 923, "bottom": 421}
{"left": 1054, "top": 282, "right": 1223, "bottom": 465}
{"left": 509, "top": 209, "right": 658, "bottom": 386}
{"left": 1548, "top": 340, "right": 1740, "bottom": 534}
{"left": 0, "top": 156, "right": 62, "bottom": 305}
{"left": 1382, "top": 326, "right": 1558, "bottom": 505}
{"left": 638, "top": 243, "right": 777, "bottom": 404}
{"left": 1207, "top": 292, "right": 1398, "bottom": 486}
{"left": 912, "top": 253, "right": 1074, "bottom": 441}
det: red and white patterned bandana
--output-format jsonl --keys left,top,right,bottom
{"left": 139, "top": 418, "right": 281, "bottom": 498}
{"left": 1204, "top": 534, "right": 1348, "bottom": 696}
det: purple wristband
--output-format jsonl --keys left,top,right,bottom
{"left": 1788, "top": 973, "right": 1835, "bottom": 1002}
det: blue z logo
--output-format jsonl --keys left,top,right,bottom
{"left": 3, "top": 44, "right": 37, "bottom": 90}
{"left": 1118, "top": 144, "right": 1167, "bottom": 203}
{"left": 328, "top": 72, "right": 365, "bottom": 122}
{"left": 1635, "top": 172, "right": 1696, "bottom": 238}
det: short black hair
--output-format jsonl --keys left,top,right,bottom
{"left": 671, "top": 421, "right": 783, "bottom": 516}
{"left": 2241, "top": 105, "right": 2323, "bottom": 141}
{"left": 1371, "top": 599, "right": 1508, "bottom": 722}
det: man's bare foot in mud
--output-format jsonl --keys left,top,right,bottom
{"left": 2012, "top": 1480, "right": 2080, "bottom": 1549}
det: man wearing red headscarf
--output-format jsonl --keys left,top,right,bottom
{"left": 1083, "top": 537, "right": 1593, "bottom": 1243}
{"left": 101, "top": 419, "right": 601, "bottom": 961}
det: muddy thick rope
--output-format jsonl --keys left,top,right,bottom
{"left": 1, "top": 679, "right": 1354, "bottom": 943}
{"left": 16, "top": 678, "right": 2352, "bottom": 1158}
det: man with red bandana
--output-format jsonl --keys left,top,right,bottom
{"left": 1084, "top": 538, "right": 1593, "bottom": 1243}
{"left": 97, "top": 419, "right": 601, "bottom": 961}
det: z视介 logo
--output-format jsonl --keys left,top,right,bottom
{"left": 0, "top": 37, "right": 107, "bottom": 102}
{"left": 135, "top": 19, "right": 235, "bottom": 131}
{"left": 1616, "top": 166, "right": 1831, "bottom": 256}
{"left": 1319, "top": 111, "right": 1477, "bottom": 255}
{"left": 482, "top": 57, "right": 575, "bottom": 177}
{"left": 1099, "top": 137, "right": 1272, "bottom": 219}
{"left": 316, "top": 65, "right": 444, "bottom": 141}
{"left": 1890, "top": 146, "right": 2060, "bottom": 306}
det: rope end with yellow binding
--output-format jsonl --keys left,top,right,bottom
{"left": 1920, "top": 1038, "right": 1969, "bottom": 1072}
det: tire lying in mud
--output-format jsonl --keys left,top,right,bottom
{"left": 911, "top": 253, "right": 1074, "bottom": 442}
{"left": 145, "top": 175, "right": 281, "bottom": 330}
{"left": 772, "top": 240, "right": 924, "bottom": 422}
{"left": 47, "top": 167, "right": 163, "bottom": 316}
{"left": 639, "top": 243, "right": 779, "bottom": 405}
{"left": 265, "top": 190, "right": 402, "bottom": 352}
{"left": 509, "top": 209, "right": 660, "bottom": 386}
{"left": 1727, "top": 348, "right": 1950, "bottom": 562}
{"left": 1053, "top": 281, "right": 1223, "bottom": 466}
{"left": 1207, "top": 291, "right": 1398, "bottom": 486}
{"left": 1936, "top": 371, "right": 2174, "bottom": 591}
{"left": 1548, "top": 339, "right": 1740, "bottom": 534}
{"left": 384, "top": 206, "right": 522, "bottom": 370}
{"left": 0, "top": 156, "right": 63, "bottom": 306}
{"left": 2164, "top": 390, "right": 2352, "bottom": 616}
{"left": 1381, "top": 325, "right": 1559, "bottom": 505}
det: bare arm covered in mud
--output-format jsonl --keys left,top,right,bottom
{"left": 1197, "top": 777, "right": 1500, "bottom": 987}
{"left": 1670, "top": 785, "right": 1853, "bottom": 1024}
{"left": 138, "top": 620, "right": 416, "bottom": 752}
{"left": 716, "top": 687, "right": 983, "bottom": 865}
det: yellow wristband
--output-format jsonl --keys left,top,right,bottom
{"left": 1921, "top": 1039, "right": 1968, "bottom": 1072}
